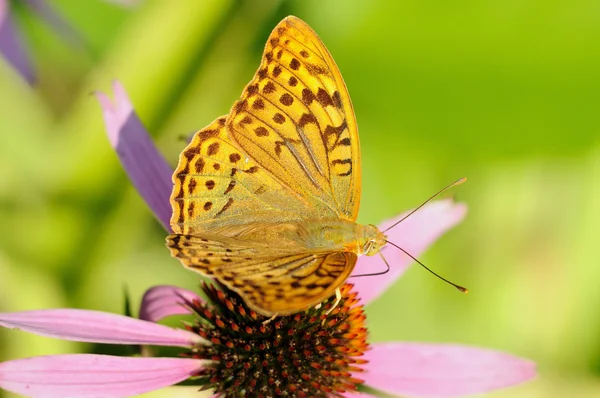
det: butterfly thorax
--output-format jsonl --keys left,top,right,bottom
{"left": 295, "top": 219, "right": 387, "bottom": 257}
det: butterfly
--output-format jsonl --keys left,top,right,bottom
{"left": 167, "top": 15, "right": 387, "bottom": 317}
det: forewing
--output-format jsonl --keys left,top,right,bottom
{"left": 167, "top": 233, "right": 357, "bottom": 316}
{"left": 226, "top": 16, "right": 361, "bottom": 221}
{"left": 171, "top": 116, "right": 314, "bottom": 234}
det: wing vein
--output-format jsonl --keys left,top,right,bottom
{"left": 235, "top": 112, "right": 339, "bottom": 215}
{"left": 253, "top": 89, "right": 328, "bottom": 180}
{"left": 280, "top": 31, "right": 328, "bottom": 63}
{"left": 255, "top": 80, "right": 329, "bottom": 181}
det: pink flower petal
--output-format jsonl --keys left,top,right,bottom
{"left": 0, "top": 309, "right": 202, "bottom": 347}
{"left": 0, "top": 0, "right": 35, "bottom": 84}
{"left": 96, "top": 81, "right": 174, "bottom": 231}
{"left": 0, "top": 354, "right": 203, "bottom": 398}
{"left": 351, "top": 199, "right": 467, "bottom": 305}
{"left": 362, "top": 342, "right": 536, "bottom": 397}
{"left": 139, "top": 285, "right": 202, "bottom": 323}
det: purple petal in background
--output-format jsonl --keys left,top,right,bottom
{"left": 351, "top": 199, "right": 467, "bottom": 306}
{"left": 362, "top": 343, "right": 536, "bottom": 397}
{"left": 0, "top": 0, "right": 35, "bottom": 84}
{"left": 139, "top": 285, "right": 201, "bottom": 323}
{"left": 0, "top": 354, "right": 203, "bottom": 398}
{"left": 97, "top": 81, "right": 174, "bottom": 231}
{"left": 0, "top": 309, "right": 201, "bottom": 347}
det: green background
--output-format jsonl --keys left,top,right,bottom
{"left": 1, "top": 0, "right": 599, "bottom": 397}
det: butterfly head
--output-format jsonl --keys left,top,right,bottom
{"left": 360, "top": 224, "right": 387, "bottom": 257}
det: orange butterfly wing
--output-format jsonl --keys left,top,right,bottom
{"left": 226, "top": 16, "right": 361, "bottom": 221}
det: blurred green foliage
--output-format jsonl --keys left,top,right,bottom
{"left": 1, "top": 0, "right": 600, "bottom": 396}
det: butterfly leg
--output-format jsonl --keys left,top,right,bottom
{"left": 323, "top": 288, "right": 342, "bottom": 317}
{"left": 262, "top": 313, "right": 279, "bottom": 325}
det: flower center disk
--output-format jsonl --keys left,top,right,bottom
{"left": 186, "top": 283, "right": 368, "bottom": 397}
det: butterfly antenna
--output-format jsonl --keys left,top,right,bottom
{"left": 383, "top": 177, "right": 467, "bottom": 233}
{"left": 385, "top": 240, "right": 468, "bottom": 293}
{"left": 349, "top": 252, "right": 391, "bottom": 278}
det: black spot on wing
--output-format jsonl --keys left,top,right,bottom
{"left": 331, "top": 158, "right": 352, "bottom": 177}
{"left": 215, "top": 198, "right": 234, "bottom": 217}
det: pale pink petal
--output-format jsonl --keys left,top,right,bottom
{"left": 351, "top": 199, "right": 467, "bottom": 305}
{"left": 0, "top": 0, "right": 35, "bottom": 84}
{"left": 139, "top": 285, "right": 202, "bottom": 323}
{"left": 0, "top": 354, "right": 203, "bottom": 398}
{"left": 0, "top": 309, "right": 201, "bottom": 347}
{"left": 362, "top": 343, "right": 536, "bottom": 397}
{"left": 96, "top": 81, "right": 174, "bottom": 231}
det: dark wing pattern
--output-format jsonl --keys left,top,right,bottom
{"left": 167, "top": 233, "right": 357, "bottom": 316}
{"left": 171, "top": 116, "right": 314, "bottom": 234}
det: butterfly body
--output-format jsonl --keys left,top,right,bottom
{"left": 167, "top": 16, "right": 380, "bottom": 316}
